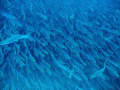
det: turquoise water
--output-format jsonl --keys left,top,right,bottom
{"left": 0, "top": 0, "right": 120, "bottom": 90}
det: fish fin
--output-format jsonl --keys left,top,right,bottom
{"left": 68, "top": 69, "right": 74, "bottom": 78}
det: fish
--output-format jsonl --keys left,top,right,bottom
{"left": 90, "top": 67, "right": 106, "bottom": 79}
{"left": 73, "top": 73, "right": 82, "bottom": 81}
{"left": 90, "top": 61, "right": 107, "bottom": 79}
{"left": 61, "top": 50, "right": 71, "bottom": 60}
{"left": 1, "top": 12, "right": 22, "bottom": 27}
{"left": 108, "top": 59, "right": 120, "bottom": 68}
{"left": 107, "top": 66, "right": 120, "bottom": 77}
{"left": 34, "top": 48, "right": 45, "bottom": 57}
{"left": 37, "top": 13, "right": 47, "bottom": 20}
{"left": 0, "top": 34, "right": 33, "bottom": 45}
{"left": 2, "top": 12, "right": 17, "bottom": 20}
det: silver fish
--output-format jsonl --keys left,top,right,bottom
{"left": 2, "top": 12, "right": 17, "bottom": 20}
{"left": 90, "top": 67, "right": 106, "bottom": 79}
{"left": 90, "top": 61, "right": 107, "bottom": 79}
{"left": 0, "top": 34, "right": 32, "bottom": 45}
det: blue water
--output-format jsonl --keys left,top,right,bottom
{"left": 0, "top": 0, "right": 120, "bottom": 90}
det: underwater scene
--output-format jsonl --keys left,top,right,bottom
{"left": 0, "top": 0, "right": 120, "bottom": 90}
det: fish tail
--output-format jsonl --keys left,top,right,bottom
{"left": 27, "top": 34, "right": 34, "bottom": 41}
{"left": 104, "top": 59, "right": 108, "bottom": 68}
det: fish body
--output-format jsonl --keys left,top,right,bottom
{"left": 90, "top": 61, "right": 107, "bottom": 79}
{"left": 0, "top": 34, "right": 31, "bottom": 45}
{"left": 2, "top": 12, "right": 17, "bottom": 20}
{"left": 90, "top": 67, "right": 105, "bottom": 79}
